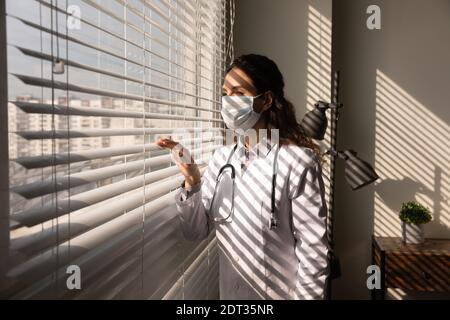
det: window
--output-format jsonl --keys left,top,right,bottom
{"left": 1, "top": 0, "right": 228, "bottom": 299}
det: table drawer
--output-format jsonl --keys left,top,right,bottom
{"left": 385, "top": 253, "right": 450, "bottom": 292}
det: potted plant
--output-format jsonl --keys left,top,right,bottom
{"left": 399, "top": 201, "right": 432, "bottom": 244}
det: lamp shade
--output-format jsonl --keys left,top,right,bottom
{"left": 300, "top": 102, "right": 328, "bottom": 140}
{"left": 343, "top": 150, "right": 379, "bottom": 190}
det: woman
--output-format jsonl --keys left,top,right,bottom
{"left": 156, "top": 54, "right": 329, "bottom": 300}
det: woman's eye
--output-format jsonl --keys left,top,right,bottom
{"left": 222, "top": 91, "right": 245, "bottom": 96}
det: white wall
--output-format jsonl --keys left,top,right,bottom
{"left": 333, "top": 0, "right": 450, "bottom": 299}
{"left": 234, "top": 0, "right": 332, "bottom": 123}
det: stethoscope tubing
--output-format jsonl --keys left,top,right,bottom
{"left": 211, "top": 142, "right": 279, "bottom": 230}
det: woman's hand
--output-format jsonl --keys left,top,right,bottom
{"left": 155, "top": 137, "right": 201, "bottom": 188}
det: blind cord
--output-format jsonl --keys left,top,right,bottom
{"left": 226, "top": 0, "right": 235, "bottom": 65}
{"left": 65, "top": 0, "right": 71, "bottom": 267}
{"left": 50, "top": 0, "right": 61, "bottom": 294}
{"left": 141, "top": 0, "right": 146, "bottom": 297}
{"left": 52, "top": 0, "right": 64, "bottom": 74}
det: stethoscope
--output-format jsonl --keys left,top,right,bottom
{"left": 210, "top": 142, "right": 280, "bottom": 230}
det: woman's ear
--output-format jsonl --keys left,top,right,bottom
{"left": 261, "top": 91, "right": 274, "bottom": 112}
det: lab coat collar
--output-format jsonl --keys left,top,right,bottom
{"left": 235, "top": 133, "right": 276, "bottom": 160}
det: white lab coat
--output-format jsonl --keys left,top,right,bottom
{"left": 174, "top": 136, "right": 329, "bottom": 300}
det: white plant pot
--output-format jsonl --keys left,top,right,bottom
{"left": 402, "top": 222, "right": 424, "bottom": 244}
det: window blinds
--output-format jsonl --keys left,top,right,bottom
{"left": 1, "top": 0, "right": 227, "bottom": 299}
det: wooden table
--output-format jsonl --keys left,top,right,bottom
{"left": 371, "top": 236, "right": 450, "bottom": 300}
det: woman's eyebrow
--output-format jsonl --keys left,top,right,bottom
{"left": 222, "top": 85, "right": 248, "bottom": 93}
{"left": 225, "top": 86, "right": 244, "bottom": 91}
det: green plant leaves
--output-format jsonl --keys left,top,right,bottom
{"left": 399, "top": 201, "right": 432, "bottom": 225}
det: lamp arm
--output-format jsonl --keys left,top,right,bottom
{"left": 315, "top": 101, "right": 343, "bottom": 110}
{"left": 325, "top": 149, "right": 347, "bottom": 159}
{"left": 329, "top": 102, "right": 344, "bottom": 110}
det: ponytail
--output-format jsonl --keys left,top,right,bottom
{"left": 266, "top": 94, "right": 324, "bottom": 163}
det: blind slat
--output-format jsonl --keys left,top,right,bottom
{"left": 13, "top": 74, "right": 220, "bottom": 113}
{"left": 16, "top": 127, "right": 222, "bottom": 140}
{"left": 8, "top": 191, "right": 177, "bottom": 282}
{"left": 14, "top": 136, "right": 218, "bottom": 169}
{"left": 9, "top": 204, "right": 179, "bottom": 298}
{"left": 12, "top": 145, "right": 218, "bottom": 199}
{"left": 75, "top": 227, "right": 178, "bottom": 299}
{"left": 11, "top": 171, "right": 191, "bottom": 255}
{"left": 12, "top": 165, "right": 179, "bottom": 230}
{"left": 163, "top": 237, "right": 217, "bottom": 300}
{"left": 14, "top": 46, "right": 222, "bottom": 104}
{"left": 37, "top": 0, "right": 200, "bottom": 68}
{"left": 12, "top": 14, "right": 219, "bottom": 87}
{"left": 11, "top": 166, "right": 207, "bottom": 251}
{"left": 13, "top": 101, "right": 222, "bottom": 122}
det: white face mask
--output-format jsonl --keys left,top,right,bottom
{"left": 221, "top": 93, "right": 264, "bottom": 131}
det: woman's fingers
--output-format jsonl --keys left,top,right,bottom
{"left": 155, "top": 137, "right": 178, "bottom": 149}
{"left": 156, "top": 138, "right": 194, "bottom": 164}
{"left": 155, "top": 137, "right": 201, "bottom": 185}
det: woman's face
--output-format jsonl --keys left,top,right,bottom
{"left": 222, "top": 67, "right": 272, "bottom": 114}
{"left": 222, "top": 67, "right": 258, "bottom": 97}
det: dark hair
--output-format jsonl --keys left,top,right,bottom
{"left": 226, "top": 54, "right": 323, "bottom": 162}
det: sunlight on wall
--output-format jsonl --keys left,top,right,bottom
{"left": 306, "top": 4, "right": 332, "bottom": 206}
{"left": 374, "top": 70, "right": 450, "bottom": 237}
